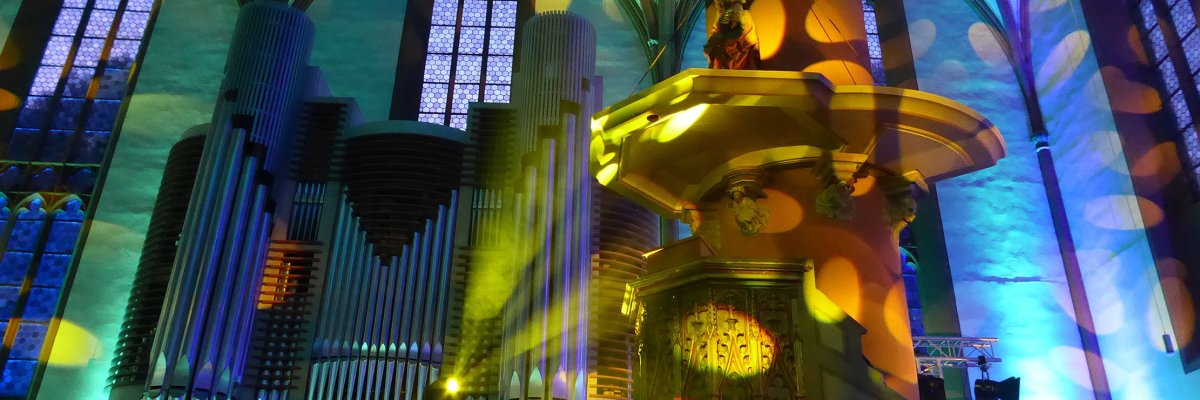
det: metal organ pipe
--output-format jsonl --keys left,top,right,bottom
{"left": 145, "top": 1, "right": 314, "bottom": 396}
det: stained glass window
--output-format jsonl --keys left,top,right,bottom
{"left": 0, "top": 0, "right": 159, "bottom": 394}
{"left": 862, "top": 0, "right": 886, "bottom": 85}
{"left": 1137, "top": 0, "right": 1200, "bottom": 189}
{"left": 418, "top": 0, "right": 519, "bottom": 127}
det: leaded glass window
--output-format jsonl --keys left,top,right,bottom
{"left": 1137, "top": 0, "right": 1200, "bottom": 185}
{"left": 862, "top": 0, "right": 886, "bottom": 85}
{"left": 419, "top": 0, "right": 519, "bottom": 130}
{"left": 0, "top": 0, "right": 159, "bottom": 394}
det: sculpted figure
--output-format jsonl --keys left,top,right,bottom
{"left": 729, "top": 186, "right": 770, "bottom": 235}
{"left": 705, "top": 0, "right": 761, "bottom": 70}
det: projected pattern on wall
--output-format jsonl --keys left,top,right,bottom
{"left": 418, "top": 0, "right": 517, "bottom": 130}
{"left": 0, "top": 0, "right": 155, "bottom": 396}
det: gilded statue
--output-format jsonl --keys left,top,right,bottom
{"left": 705, "top": 0, "right": 761, "bottom": 70}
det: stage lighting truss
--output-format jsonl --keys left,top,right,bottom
{"left": 912, "top": 336, "right": 1002, "bottom": 378}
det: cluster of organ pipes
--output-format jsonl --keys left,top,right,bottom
{"left": 305, "top": 192, "right": 460, "bottom": 399}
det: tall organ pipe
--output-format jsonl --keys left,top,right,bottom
{"left": 107, "top": 130, "right": 206, "bottom": 400}
{"left": 502, "top": 12, "right": 598, "bottom": 400}
{"left": 145, "top": 1, "right": 313, "bottom": 397}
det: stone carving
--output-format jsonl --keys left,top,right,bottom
{"left": 815, "top": 182, "right": 855, "bottom": 220}
{"left": 705, "top": 0, "right": 761, "bottom": 70}
{"left": 729, "top": 186, "right": 770, "bottom": 235}
{"left": 879, "top": 175, "right": 925, "bottom": 233}
{"left": 812, "top": 152, "right": 865, "bottom": 220}
{"left": 886, "top": 193, "right": 917, "bottom": 232}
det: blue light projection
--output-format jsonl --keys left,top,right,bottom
{"left": 901, "top": 1, "right": 1088, "bottom": 397}
{"left": 418, "top": 0, "right": 518, "bottom": 129}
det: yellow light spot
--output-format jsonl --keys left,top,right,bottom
{"left": 752, "top": 0, "right": 786, "bottom": 59}
{"left": 655, "top": 104, "right": 708, "bottom": 143}
{"left": 1036, "top": 31, "right": 1091, "bottom": 92}
{"left": 0, "top": 89, "right": 19, "bottom": 112}
{"left": 760, "top": 188, "right": 802, "bottom": 234}
{"left": 1129, "top": 26, "right": 1149, "bottom": 65}
{"left": 47, "top": 319, "right": 98, "bottom": 367}
{"left": 620, "top": 283, "right": 636, "bottom": 316}
{"left": 805, "top": 266, "right": 847, "bottom": 323}
{"left": 907, "top": 19, "right": 937, "bottom": 61}
{"left": 596, "top": 163, "right": 619, "bottom": 185}
{"left": 1158, "top": 258, "right": 1195, "bottom": 346}
{"left": 1087, "top": 66, "right": 1161, "bottom": 114}
{"left": 676, "top": 303, "right": 776, "bottom": 376}
{"left": 590, "top": 135, "right": 605, "bottom": 160}
{"left": 602, "top": 0, "right": 623, "bottom": 22}
{"left": 968, "top": 22, "right": 1009, "bottom": 69}
{"left": 446, "top": 378, "right": 461, "bottom": 394}
{"left": 851, "top": 175, "right": 875, "bottom": 197}
{"left": 1131, "top": 142, "right": 1181, "bottom": 192}
{"left": 815, "top": 257, "right": 860, "bottom": 319}
{"left": 590, "top": 115, "right": 607, "bottom": 135}
{"left": 1083, "top": 195, "right": 1163, "bottom": 230}
{"left": 535, "top": 0, "right": 571, "bottom": 13}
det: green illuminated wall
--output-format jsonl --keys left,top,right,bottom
{"left": 0, "top": 3, "right": 16, "bottom": 49}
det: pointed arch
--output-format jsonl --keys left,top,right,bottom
{"left": 551, "top": 368, "right": 569, "bottom": 397}
{"left": 15, "top": 194, "right": 46, "bottom": 217}
{"left": 527, "top": 367, "right": 545, "bottom": 397}
{"left": 49, "top": 194, "right": 84, "bottom": 219}
{"left": 508, "top": 371, "right": 522, "bottom": 398}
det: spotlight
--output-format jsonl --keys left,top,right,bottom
{"left": 974, "top": 377, "right": 1020, "bottom": 400}
{"left": 423, "top": 377, "right": 462, "bottom": 399}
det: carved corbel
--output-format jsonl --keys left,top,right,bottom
{"left": 812, "top": 152, "right": 866, "bottom": 220}
{"left": 722, "top": 168, "right": 770, "bottom": 235}
{"left": 879, "top": 172, "right": 929, "bottom": 233}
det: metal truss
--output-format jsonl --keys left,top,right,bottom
{"left": 912, "top": 336, "right": 1002, "bottom": 378}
